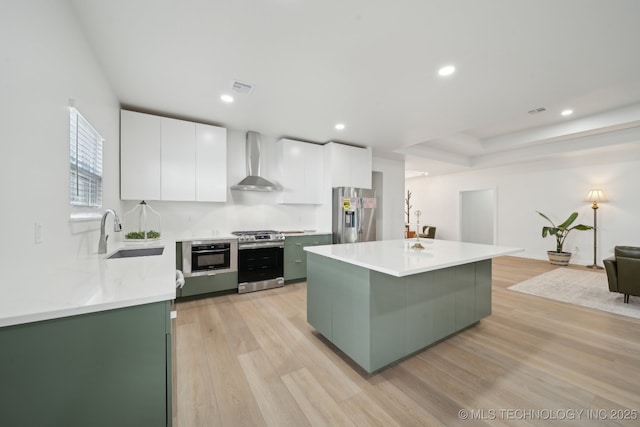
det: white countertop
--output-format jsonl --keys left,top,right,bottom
{"left": 173, "top": 232, "right": 238, "bottom": 242}
{"left": 282, "top": 231, "right": 331, "bottom": 237}
{"left": 0, "top": 240, "right": 176, "bottom": 328}
{"left": 304, "top": 239, "right": 523, "bottom": 277}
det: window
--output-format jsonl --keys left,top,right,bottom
{"left": 69, "top": 107, "right": 103, "bottom": 207}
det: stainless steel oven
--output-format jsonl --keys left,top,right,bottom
{"left": 232, "top": 231, "right": 285, "bottom": 293}
{"left": 182, "top": 239, "right": 238, "bottom": 277}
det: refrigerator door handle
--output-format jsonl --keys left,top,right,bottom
{"left": 358, "top": 197, "right": 364, "bottom": 236}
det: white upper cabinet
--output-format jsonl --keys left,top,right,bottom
{"left": 120, "top": 110, "right": 227, "bottom": 202}
{"left": 324, "top": 142, "right": 372, "bottom": 189}
{"left": 195, "top": 123, "right": 227, "bottom": 202}
{"left": 278, "top": 138, "right": 324, "bottom": 204}
{"left": 120, "top": 110, "right": 161, "bottom": 200}
{"left": 160, "top": 117, "right": 196, "bottom": 201}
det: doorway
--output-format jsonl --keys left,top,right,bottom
{"left": 460, "top": 189, "right": 496, "bottom": 244}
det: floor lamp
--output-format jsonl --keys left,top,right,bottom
{"left": 586, "top": 189, "right": 605, "bottom": 269}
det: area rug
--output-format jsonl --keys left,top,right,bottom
{"left": 508, "top": 268, "right": 640, "bottom": 320}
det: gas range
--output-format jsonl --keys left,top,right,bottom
{"left": 231, "top": 230, "right": 285, "bottom": 244}
{"left": 231, "top": 230, "right": 285, "bottom": 294}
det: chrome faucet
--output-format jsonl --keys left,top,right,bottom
{"left": 98, "top": 209, "right": 122, "bottom": 254}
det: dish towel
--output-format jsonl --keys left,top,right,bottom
{"left": 176, "top": 270, "right": 185, "bottom": 289}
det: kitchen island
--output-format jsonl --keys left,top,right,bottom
{"left": 304, "top": 239, "right": 522, "bottom": 373}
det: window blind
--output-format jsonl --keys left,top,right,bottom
{"left": 69, "top": 107, "right": 103, "bottom": 207}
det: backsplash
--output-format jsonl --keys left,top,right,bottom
{"left": 121, "top": 199, "right": 323, "bottom": 238}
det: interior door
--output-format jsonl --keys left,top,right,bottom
{"left": 460, "top": 189, "right": 496, "bottom": 244}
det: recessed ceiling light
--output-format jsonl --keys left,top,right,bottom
{"left": 405, "top": 170, "right": 429, "bottom": 178}
{"left": 561, "top": 109, "right": 573, "bottom": 116}
{"left": 220, "top": 94, "right": 234, "bottom": 103}
{"left": 335, "top": 123, "right": 345, "bottom": 130}
{"left": 438, "top": 65, "right": 456, "bottom": 77}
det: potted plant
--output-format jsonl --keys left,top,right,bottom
{"left": 537, "top": 211, "right": 592, "bottom": 266}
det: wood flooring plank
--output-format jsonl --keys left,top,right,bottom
{"left": 281, "top": 367, "right": 356, "bottom": 427}
{"left": 367, "top": 380, "right": 447, "bottom": 427}
{"left": 237, "top": 349, "right": 311, "bottom": 427}
{"left": 337, "top": 389, "right": 402, "bottom": 427}
{"left": 249, "top": 294, "right": 366, "bottom": 402}
{"left": 175, "top": 308, "right": 222, "bottom": 427}
{"left": 198, "top": 304, "right": 267, "bottom": 427}
{"left": 213, "top": 296, "right": 261, "bottom": 356}
{"left": 233, "top": 297, "right": 305, "bottom": 377}
{"left": 382, "top": 361, "right": 492, "bottom": 427}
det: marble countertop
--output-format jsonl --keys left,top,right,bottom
{"left": 304, "top": 239, "right": 523, "bottom": 277}
{"left": 0, "top": 240, "right": 176, "bottom": 328}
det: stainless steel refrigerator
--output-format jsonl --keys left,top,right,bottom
{"left": 333, "top": 187, "right": 377, "bottom": 244}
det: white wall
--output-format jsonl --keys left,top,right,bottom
{"left": 0, "top": 1, "right": 121, "bottom": 270}
{"left": 406, "top": 151, "right": 640, "bottom": 265}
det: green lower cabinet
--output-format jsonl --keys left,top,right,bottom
{"left": 284, "top": 234, "right": 331, "bottom": 282}
{"left": 177, "top": 271, "right": 238, "bottom": 298}
{"left": 0, "top": 301, "right": 172, "bottom": 427}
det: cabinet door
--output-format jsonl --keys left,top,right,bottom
{"left": 161, "top": 118, "right": 196, "bottom": 201}
{"left": 279, "top": 139, "right": 324, "bottom": 204}
{"left": 0, "top": 302, "right": 169, "bottom": 426}
{"left": 326, "top": 142, "right": 372, "bottom": 189}
{"left": 304, "top": 143, "right": 324, "bottom": 204}
{"left": 350, "top": 146, "right": 372, "bottom": 189}
{"left": 279, "top": 139, "right": 306, "bottom": 203}
{"left": 284, "top": 234, "right": 332, "bottom": 281}
{"left": 195, "top": 124, "right": 227, "bottom": 202}
{"left": 178, "top": 272, "right": 239, "bottom": 297}
{"left": 120, "top": 110, "right": 161, "bottom": 200}
{"left": 328, "top": 142, "right": 353, "bottom": 188}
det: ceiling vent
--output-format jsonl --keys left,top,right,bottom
{"left": 528, "top": 107, "right": 547, "bottom": 115}
{"left": 231, "top": 80, "right": 254, "bottom": 95}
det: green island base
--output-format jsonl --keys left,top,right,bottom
{"left": 306, "top": 253, "right": 492, "bottom": 374}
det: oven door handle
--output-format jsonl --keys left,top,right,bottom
{"left": 238, "top": 242, "right": 285, "bottom": 250}
{"left": 192, "top": 249, "right": 229, "bottom": 254}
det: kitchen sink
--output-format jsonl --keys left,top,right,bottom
{"left": 107, "top": 247, "right": 164, "bottom": 259}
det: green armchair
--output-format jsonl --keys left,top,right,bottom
{"left": 603, "top": 246, "right": 640, "bottom": 303}
{"left": 419, "top": 226, "right": 436, "bottom": 239}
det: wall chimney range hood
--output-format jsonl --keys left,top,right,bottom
{"left": 231, "top": 131, "right": 281, "bottom": 192}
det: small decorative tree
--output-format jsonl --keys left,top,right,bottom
{"left": 405, "top": 190, "right": 412, "bottom": 224}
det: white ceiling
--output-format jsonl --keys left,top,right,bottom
{"left": 71, "top": 0, "right": 640, "bottom": 176}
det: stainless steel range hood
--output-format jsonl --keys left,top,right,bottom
{"left": 231, "top": 131, "right": 281, "bottom": 192}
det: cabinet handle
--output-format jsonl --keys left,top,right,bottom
{"left": 295, "top": 259, "right": 303, "bottom": 263}
{"left": 295, "top": 243, "right": 302, "bottom": 246}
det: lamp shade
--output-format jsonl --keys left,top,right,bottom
{"left": 587, "top": 189, "right": 606, "bottom": 202}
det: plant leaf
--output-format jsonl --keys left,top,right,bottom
{"left": 571, "top": 224, "right": 593, "bottom": 231}
{"left": 558, "top": 212, "right": 578, "bottom": 229}
{"left": 537, "top": 211, "right": 555, "bottom": 226}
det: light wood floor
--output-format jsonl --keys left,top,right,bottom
{"left": 174, "top": 257, "right": 640, "bottom": 426}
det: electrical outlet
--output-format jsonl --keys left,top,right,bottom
{"left": 34, "top": 222, "right": 44, "bottom": 244}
